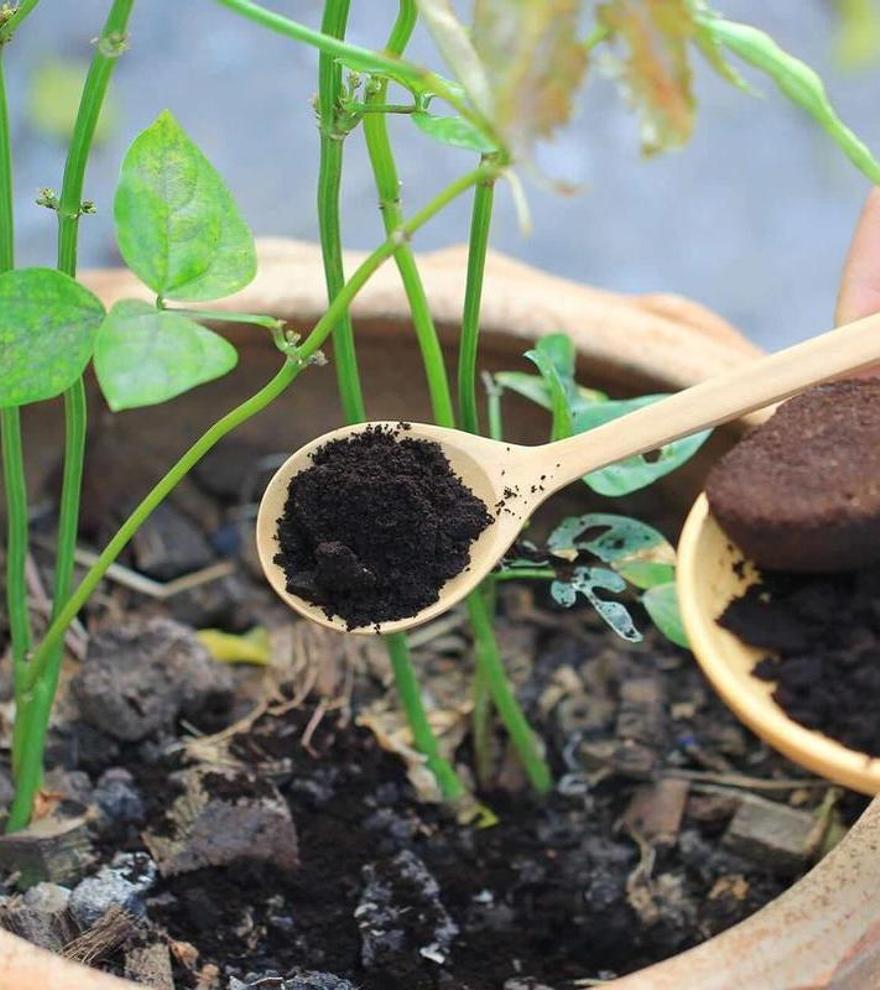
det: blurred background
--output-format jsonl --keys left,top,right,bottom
{"left": 7, "top": 0, "right": 880, "bottom": 349}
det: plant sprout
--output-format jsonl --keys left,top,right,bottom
{"left": 2, "top": 0, "right": 880, "bottom": 829}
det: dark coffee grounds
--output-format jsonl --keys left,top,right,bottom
{"left": 707, "top": 380, "right": 880, "bottom": 572}
{"left": 719, "top": 565, "right": 880, "bottom": 755}
{"left": 274, "top": 425, "right": 492, "bottom": 628}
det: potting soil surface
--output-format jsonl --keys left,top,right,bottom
{"left": 274, "top": 425, "right": 493, "bottom": 628}
{"left": 720, "top": 564, "right": 880, "bottom": 755}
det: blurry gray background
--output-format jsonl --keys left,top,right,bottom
{"left": 8, "top": 1, "right": 880, "bottom": 349}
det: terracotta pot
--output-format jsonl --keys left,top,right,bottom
{"left": 3, "top": 240, "right": 875, "bottom": 989}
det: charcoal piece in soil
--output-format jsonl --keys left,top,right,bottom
{"left": 720, "top": 565, "right": 880, "bottom": 755}
{"left": 273, "top": 425, "right": 492, "bottom": 628}
{"left": 707, "top": 380, "right": 880, "bottom": 572}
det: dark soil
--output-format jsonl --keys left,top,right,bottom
{"left": 707, "top": 380, "right": 880, "bottom": 572}
{"left": 2, "top": 431, "right": 863, "bottom": 990}
{"left": 274, "top": 425, "right": 492, "bottom": 628}
{"left": 720, "top": 564, "right": 880, "bottom": 756}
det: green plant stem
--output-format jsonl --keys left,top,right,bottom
{"left": 482, "top": 372, "right": 504, "bottom": 441}
{"left": 343, "top": 0, "right": 461, "bottom": 800}
{"left": 0, "top": 0, "right": 41, "bottom": 43}
{"left": 24, "top": 164, "right": 494, "bottom": 700}
{"left": 386, "top": 634, "right": 465, "bottom": 800}
{"left": 490, "top": 568, "right": 556, "bottom": 583}
{"left": 212, "top": 0, "right": 489, "bottom": 135}
{"left": 168, "top": 309, "right": 284, "bottom": 332}
{"left": 458, "top": 172, "right": 495, "bottom": 434}
{"left": 7, "top": 0, "right": 136, "bottom": 832}
{"left": 318, "top": 0, "right": 365, "bottom": 423}
{"left": 466, "top": 592, "right": 552, "bottom": 793}
{"left": 0, "top": 53, "right": 34, "bottom": 786}
{"left": 362, "top": 1, "right": 455, "bottom": 428}
{"left": 0, "top": 57, "right": 30, "bottom": 688}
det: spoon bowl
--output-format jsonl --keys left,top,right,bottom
{"left": 256, "top": 421, "right": 549, "bottom": 635}
{"left": 677, "top": 494, "right": 880, "bottom": 795}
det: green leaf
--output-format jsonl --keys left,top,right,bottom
{"left": 0, "top": 268, "right": 105, "bottom": 408}
{"left": 525, "top": 346, "right": 572, "bottom": 441}
{"left": 616, "top": 560, "right": 676, "bottom": 589}
{"left": 642, "top": 581, "right": 689, "bottom": 648}
{"left": 696, "top": 11, "right": 880, "bottom": 184}
{"left": 94, "top": 300, "right": 238, "bottom": 411}
{"left": 114, "top": 110, "right": 257, "bottom": 301}
{"left": 552, "top": 566, "right": 642, "bottom": 642}
{"left": 572, "top": 394, "right": 711, "bottom": 496}
{"left": 411, "top": 111, "right": 497, "bottom": 153}
{"left": 495, "top": 371, "right": 606, "bottom": 410}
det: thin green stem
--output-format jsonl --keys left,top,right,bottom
{"left": 8, "top": 0, "right": 138, "bottom": 831}
{"left": 25, "top": 165, "right": 494, "bottom": 696}
{"left": 466, "top": 593, "right": 552, "bottom": 793}
{"left": 168, "top": 309, "right": 285, "bottom": 332}
{"left": 490, "top": 568, "right": 556, "bottom": 583}
{"left": 318, "top": 0, "right": 365, "bottom": 423}
{"left": 0, "top": 57, "right": 30, "bottom": 689}
{"left": 212, "top": 0, "right": 491, "bottom": 137}
{"left": 362, "top": 5, "right": 455, "bottom": 427}
{"left": 386, "top": 634, "right": 465, "bottom": 801}
{"left": 0, "top": 54, "right": 34, "bottom": 790}
{"left": 344, "top": 102, "right": 416, "bottom": 115}
{"left": 482, "top": 372, "right": 504, "bottom": 441}
{"left": 458, "top": 172, "right": 495, "bottom": 434}
{"left": 0, "top": 0, "right": 41, "bottom": 43}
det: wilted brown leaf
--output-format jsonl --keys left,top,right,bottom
{"left": 472, "top": 0, "right": 589, "bottom": 153}
{"left": 598, "top": 0, "right": 697, "bottom": 153}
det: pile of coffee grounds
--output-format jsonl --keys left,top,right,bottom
{"left": 707, "top": 380, "right": 880, "bottom": 572}
{"left": 274, "top": 425, "right": 492, "bottom": 628}
{"left": 720, "top": 565, "right": 880, "bottom": 755}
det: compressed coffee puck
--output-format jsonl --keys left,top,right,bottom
{"left": 706, "top": 379, "right": 880, "bottom": 573}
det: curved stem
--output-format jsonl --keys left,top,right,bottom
{"left": 25, "top": 165, "right": 493, "bottom": 693}
{"left": 458, "top": 172, "right": 495, "bottom": 434}
{"left": 386, "top": 634, "right": 465, "bottom": 801}
{"left": 318, "top": 0, "right": 365, "bottom": 423}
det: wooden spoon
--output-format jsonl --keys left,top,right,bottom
{"left": 257, "top": 310, "right": 880, "bottom": 637}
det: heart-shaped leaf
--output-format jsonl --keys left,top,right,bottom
{"left": 572, "top": 394, "right": 711, "bottom": 496}
{"left": 94, "top": 300, "right": 238, "bottom": 411}
{"left": 114, "top": 110, "right": 256, "bottom": 301}
{"left": 0, "top": 267, "right": 105, "bottom": 408}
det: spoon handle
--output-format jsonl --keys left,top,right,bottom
{"left": 544, "top": 311, "right": 880, "bottom": 486}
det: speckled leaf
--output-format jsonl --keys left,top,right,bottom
{"left": 94, "top": 300, "right": 238, "bottom": 411}
{"left": 598, "top": 0, "right": 697, "bottom": 153}
{"left": 472, "top": 0, "right": 588, "bottom": 152}
{"left": 552, "top": 565, "right": 642, "bottom": 642}
{"left": 114, "top": 111, "right": 256, "bottom": 301}
{"left": 0, "top": 268, "right": 105, "bottom": 408}
{"left": 548, "top": 513, "right": 669, "bottom": 562}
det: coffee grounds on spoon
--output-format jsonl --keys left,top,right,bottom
{"left": 274, "top": 425, "right": 493, "bottom": 629}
